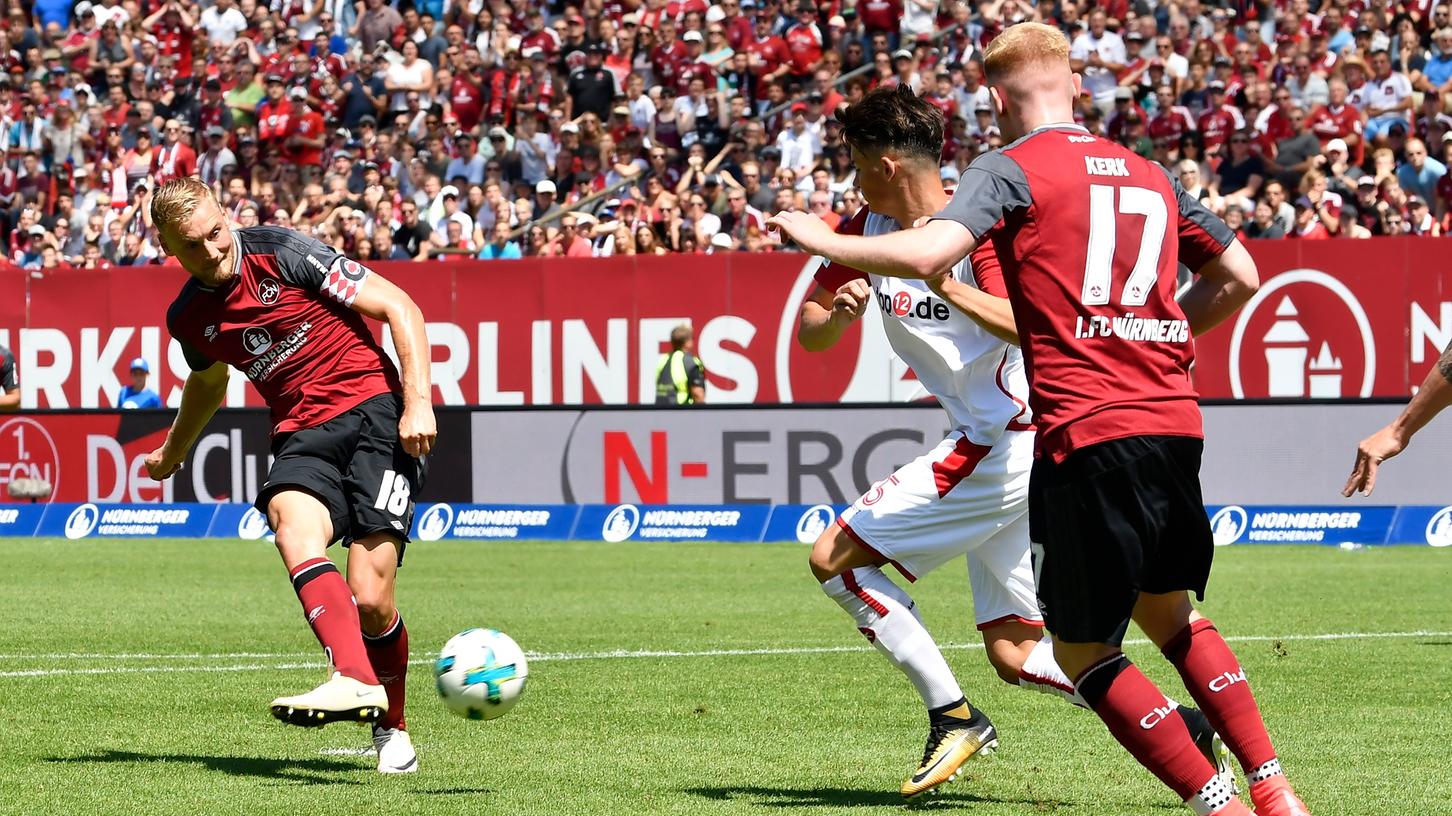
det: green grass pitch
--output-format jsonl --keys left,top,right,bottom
{"left": 1, "top": 538, "right": 1449, "bottom": 815}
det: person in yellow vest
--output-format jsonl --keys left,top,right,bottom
{"left": 655, "top": 325, "right": 706, "bottom": 405}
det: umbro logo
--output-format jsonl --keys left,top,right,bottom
{"left": 307, "top": 605, "right": 325, "bottom": 623}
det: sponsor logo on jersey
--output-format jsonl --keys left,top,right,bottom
{"left": 1228, "top": 269, "right": 1375, "bottom": 399}
{"left": 1425, "top": 506, "right": 1452, "bottom": 548}
{"left": 242, "top": 326, "right": 273, "bottom": 356}
{"left": 1209, "top": 505, "right": 1248, "bottom": 546}
{"left": 602, "top": 504, "right": 641, "bottom": 542}
{"left": 876, "top": 290, "right": 952, "bottom": 321}
{"left": 416, "top": 503, "right": 454, "bottom": 541}
{"left": 795, "top": 504, "right": 834, "bottom": 544}
{"left": 257, "top": 278, "right": 281, "bottom": 305}
{"left": 65, "top": 503, "right": 100, "bottom": 539}
{"left": 245, "top": 321, "right": 312, "bottom": 381}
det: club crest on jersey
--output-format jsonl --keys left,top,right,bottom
{"left": 257, "top": 278, "right": 281, "bottom": 305}
{"left": 242, "top": 326, "right": 273, "bottom": 356}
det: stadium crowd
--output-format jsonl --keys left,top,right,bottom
{"left": 5, "top": 0, "right": 1452, "bottom": 269}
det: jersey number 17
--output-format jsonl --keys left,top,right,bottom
{"left": 1081, "top": 184, "right": 1168, "bottom": 309}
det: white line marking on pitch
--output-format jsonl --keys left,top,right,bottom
{"left": 0, "top": 630, "right": 1447, "bottom": 679}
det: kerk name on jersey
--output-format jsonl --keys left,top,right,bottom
{"left": 1076, "top": 314, "right": 1190, "bottom": 343}
{"left": 1084, "top": 156, "right": 1130, "bottom": 177}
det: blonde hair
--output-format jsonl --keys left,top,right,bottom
{"left": 982, "top": 22, "right": 1071, "bottom": 85}
{"left": 150, "top": 176, "right": 217, "bottom": 234}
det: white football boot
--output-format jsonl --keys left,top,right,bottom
{"left": 270, "top": 671, "right": 388, "bottom": 727}
{"left": 372, "top": 726, "right": 419, "bottom": 774}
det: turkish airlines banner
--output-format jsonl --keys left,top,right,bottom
{"left": 1, "top": 237, "right": 1449, "bottom": 410}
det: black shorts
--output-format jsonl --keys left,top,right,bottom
{"left": 1027, "top": 435, "right": 1213, "bottom": 646}
{"left": 254, "top": 394, "right": 428, "bottom": 559}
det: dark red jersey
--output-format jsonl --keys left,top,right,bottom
{"left": 1148, "top": 105, "right": 1196, "bottom": 146}
{"left": 167, "top": 226, "right": 401, "bottom": 435}
{"left": 934, "top": 125, "right": 1235, "bottom": 462}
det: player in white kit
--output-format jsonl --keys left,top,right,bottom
{"left": 797, "top": 86, "right": 1227, "bottom": 800}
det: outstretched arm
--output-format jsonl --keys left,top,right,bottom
{"left": 349, "top": 271, "right": 436, "bottom": 457}
{"left": 145, "top": 360, "right": 230, "bottom": 479}
{"left": 767, "top": 212, "right": 978, "bottom": 279}
{"left": 1343, "top": 344, "right": 1452, "bottom": 497}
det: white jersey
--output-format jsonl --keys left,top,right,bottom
{"left": 822, "top": 207, "right": 1032, "bottom": 447}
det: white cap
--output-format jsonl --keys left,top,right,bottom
{"left": 288, "top": 86, "right": 307, "bottom": 100}
{"left": 536, "top": 179, "right": 557, "bottom": 194}
{"left": 683, "top": 30, "right": 703, "bottom": 42}
{"left": 1326, "top": 137, "right": 1348, "bottom": 153}
{"left": 560, "top": 122, "right": 580, "bottom": 133}
{"left": 710, "top": 232, "right": 732, "bottom": 248}
{"left": 705, "top": 5, "right": 725, "bottom": 23}
{"left": 440, "top": 184, "right": 460, "bottom": 199}
{"left": 75, "top": 1, "right": 93, "bottom": 16}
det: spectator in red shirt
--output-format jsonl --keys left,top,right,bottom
{"left": 743, "top": 14, "right": 791, "bottom": 82}
{"left": 1292, "top": 195, "right": 1332, "bottom": 237}
{"left": 256, "top": 74, "right": 295, "bottom": 156}
{"left": 287, "top": 87, "right": 326, "bottom": 176}
{"left": 143, "top": 1, "right": 195, "bottom": 79}
{"left": 151, "top": 118, "right": 197, "bottom": 184}
{"left": 856, "top": 0, "right": 902, "bottom": 40}
{"left": 1308, "top": 77, "right": 1365, "bottom": 163}
{"left": 1149, "top": 83, "right": 1197, "bottom": 148}
{"left": 784, "top": 2, "right": 825, "bottom": 80}
{"left": 719, "top": 0, "right": 754, "bottom": 50}
{"left": 1197, "top": 80, "right": 1245, "bottom": 155}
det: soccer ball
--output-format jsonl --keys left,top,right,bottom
{"left": 433, "top": 628, "right": 529, "bottom": 720}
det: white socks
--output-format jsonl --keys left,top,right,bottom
{"left": 1017, "top": 635, "right": 1088, "bottom": 708}
{"left": 821, "top": 566, "right": 964, "bottom": 709}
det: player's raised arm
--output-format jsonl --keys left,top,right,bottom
{"left": 1344, "top": 341, "right": 1452, "bottom": 497}
{"left": 799, "top": 209, "right": 875, "bottom": 352}
{"left": 769, "top": 212, "right": 977, "bottom": 280}
{"left": 145, "top": 358, "right": 230, "bottom": 480}
{"left": 347, "top": 270, "right": 436, "bottom": 458}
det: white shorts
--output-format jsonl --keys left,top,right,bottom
{"left": 837, "top": 428, "right": 1043, "bottom": 630}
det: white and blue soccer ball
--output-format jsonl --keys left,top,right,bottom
{"left": 433, "top": 628, "right": 529, "bottom": 720}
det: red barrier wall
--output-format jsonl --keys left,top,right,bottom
{"left": 2, "top": 237, "right": 1449, "bottom": 409}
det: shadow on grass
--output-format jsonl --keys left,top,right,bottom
{"left": 421, "top": 787, "right": 496, "bottom": 795}
{"left": 684, "top": 785, "right": 1083, "bottom": 810}
{"left": 45, "top": 750, "right": 365, "bottom": 786}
